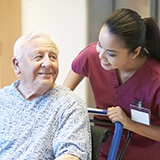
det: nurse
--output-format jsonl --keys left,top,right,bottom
{"left": 63, "top": 8, "right": 160, "bottom": 160}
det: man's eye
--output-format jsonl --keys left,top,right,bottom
{"left": 50, "top": 55, "right": 57, "bottom": 61}
{"left": 35, "top": 55, "right": 42, "bottom": 59}
{"left": 32, "top": 55, "right": 43, "bottom": 60}
{"left": 51, "top": 55, "right": 56, "bottom": 59}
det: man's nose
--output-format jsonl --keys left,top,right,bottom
{"left": 41, "top": 56, "right": 51, "bottom": 67}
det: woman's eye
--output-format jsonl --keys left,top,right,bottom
{"left": 98, "top": 41, "right": 102, "bottom": 48}
{"left": 107, "top": 51, "right": 116, "bottom": 57}
{"left": 96, "top": 42, "right": 103, "bottom": 53}
{"left": 96, "top": 45, "right": 102, "bottom": 53}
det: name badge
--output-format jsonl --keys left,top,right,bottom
{"left": 130, "top": 102, "right": 151, "bottom": 126}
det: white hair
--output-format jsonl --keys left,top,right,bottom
{"left": 13, "top": 29, "right": 60, "bottom": 59}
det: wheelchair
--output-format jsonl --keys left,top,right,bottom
{"left": 88, "top": 108, "right": 132, "bottom": 160}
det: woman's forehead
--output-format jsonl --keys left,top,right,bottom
{"left": 99, "top": 26, "right": 127, "bottom": 50}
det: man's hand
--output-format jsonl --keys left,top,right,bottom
{"left": 55, "top": 154, "right": 80, "bottom": 160}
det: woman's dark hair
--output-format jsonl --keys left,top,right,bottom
{"left": 104, "top": 8, "right": 160, "bottom": 62}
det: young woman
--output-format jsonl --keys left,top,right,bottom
{"left": 63, "top": 8, "right": 160, "bottom": 160}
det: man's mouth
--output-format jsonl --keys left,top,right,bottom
{"left": 38, "top": 73, "right": 52, "bottom": 75}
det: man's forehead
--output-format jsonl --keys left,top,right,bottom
{"left": 27, "top": 37, "right": 58, "bottom": 51}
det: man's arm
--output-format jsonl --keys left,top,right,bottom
{"left": 55, "top": 154, "right": 80, "bottom": 160}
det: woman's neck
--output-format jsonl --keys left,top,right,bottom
{"left": 116, "top": 55, "right": 147, "bottom": 85}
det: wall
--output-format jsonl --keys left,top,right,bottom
{"left": 21, "top": 0, "right": 152, "bottom": 106}
{"left": 22, "top": 0, "right": 87, "bottom": 101}
{"left": 114, "top": 0, "right": 149, "bottom": 17}
{"left": 86, "top": 0, "right": 113, "bottom": 107}
{"left": 0, "top": 0, "right": 21, "bottom": 88}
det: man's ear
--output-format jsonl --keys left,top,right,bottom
{"left": 12, "top": 58, "right": 21, "bottom": 75}
{"left": 132, "top": 46, "right": 141, "bottom": 59}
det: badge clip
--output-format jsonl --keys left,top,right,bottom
{"left": 130, "top": 99, "right": 151, "bottom": 126}
{"left": 134, "top": 99, "right": 143, "bottom": 107}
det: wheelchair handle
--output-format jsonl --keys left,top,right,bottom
{"left": 88, "top": 108, "right": 123, "bottom": 160}
{"left": 108, "top": 121, "right": 123, "bottom": 160}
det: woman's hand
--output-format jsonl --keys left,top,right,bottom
{"left": 107, "top": 106, "right": 160, "bottom": 141}
{"left": 107, "top": 106, "right": 132, "bottom": 129}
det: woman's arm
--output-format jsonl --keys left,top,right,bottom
{"left": 63, "top": 69, "right": 84, "bottom": 91}
{"left": 55, "top": 154, "right": 80, "bottom": 160}
{"left": 107, "top": 106, "right": 160, "bottom": 141}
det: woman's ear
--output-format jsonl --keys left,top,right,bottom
{"left": 132, "top": 46, "right": 141, "bottom": 59}
{"left": 12, "top": 58, "right": 21, "bottom": 75}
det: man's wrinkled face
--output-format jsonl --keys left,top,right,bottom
{"left": 15, "top": 37, "right": 59, "bottom": 91}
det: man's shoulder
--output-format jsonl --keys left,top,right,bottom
{"left": 52, "top": 85, "right": 84, "bottom": 102}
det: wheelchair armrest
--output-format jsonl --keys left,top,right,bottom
{"left": 91, "top": 125, "right": 111, "bottom": 160}
{"left": 88, "top": 108, "right": 132, "bottom": 160}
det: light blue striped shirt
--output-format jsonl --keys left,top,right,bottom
{"left": 0, "top": 80, "right": 91, "bottom": 160}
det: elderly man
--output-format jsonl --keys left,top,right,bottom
{"left": 0, "top": 30, "right": 91, "bottom": 160}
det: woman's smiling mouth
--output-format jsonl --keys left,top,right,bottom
{"left": 101, "top": 60, "right": 111, "bottom": 66}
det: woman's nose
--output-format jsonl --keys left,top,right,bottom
{"left": 99, "top": 49, "right": 106, "bottom": 59}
